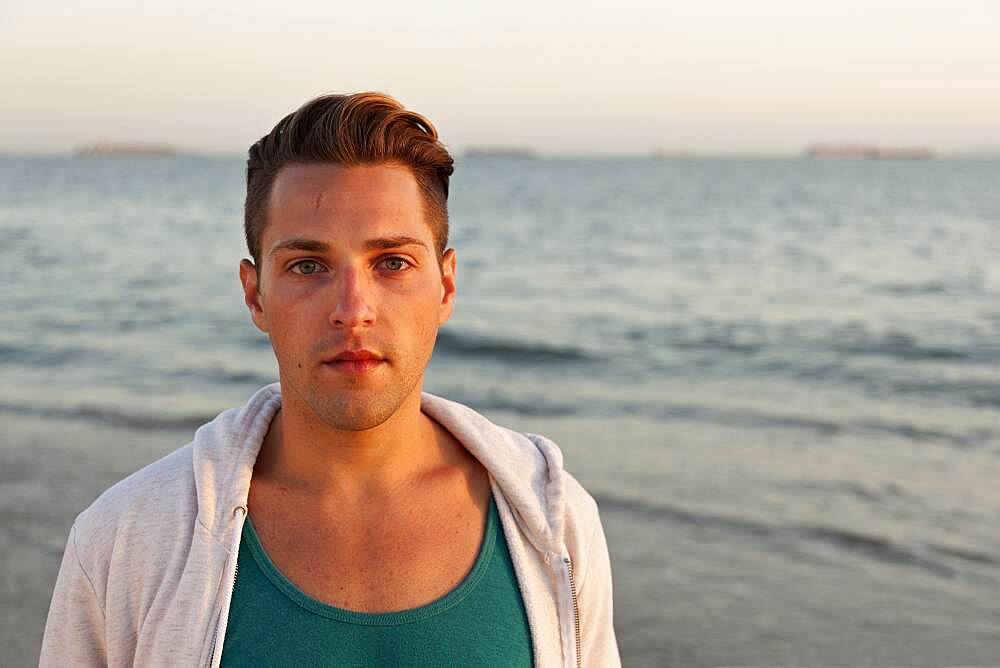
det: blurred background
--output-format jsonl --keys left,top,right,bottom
{"left": 2, "top": 1, "right": 999, "bottom": 666}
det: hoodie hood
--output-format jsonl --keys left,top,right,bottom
{"left": 191, "top": 382, "right": 568, "bottom": 555}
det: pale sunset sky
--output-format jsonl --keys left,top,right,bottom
{"left": 2, "top": 0, "right": 998, "bottom": 155}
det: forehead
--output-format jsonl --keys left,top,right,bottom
{"left": 265, "top": 162, "right": 431, "bottom": 245}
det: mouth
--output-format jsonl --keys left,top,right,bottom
{"left": 322, "top": 349, "right": 385, "bottom": 375}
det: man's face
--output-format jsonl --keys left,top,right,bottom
{"left": 239, "top": 162, "right": 456, "bottom": 431}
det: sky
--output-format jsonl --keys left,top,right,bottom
{"left": 3, "top": 0, "right": 999, "bottom": 155}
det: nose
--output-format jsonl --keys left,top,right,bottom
{"left": 328, "top": 266, "right": 376, "bottom": 329}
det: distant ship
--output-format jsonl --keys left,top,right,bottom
{"left": 804, "top": 143, "right": 934, "bottom": 160}
{"left": 76, "top": 142, "right": 177, "bottom": 157}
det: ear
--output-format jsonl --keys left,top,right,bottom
{"left": 438, "top": 248, "right": 457, "bottom": 326}
{"left": 239, "top": 259, "right": 269, "bottom": 333}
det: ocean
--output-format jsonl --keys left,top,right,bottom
{"left": 2, "top": 154, "right": 999, "bottom": 666}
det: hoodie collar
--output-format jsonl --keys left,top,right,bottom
{"left": 192, "top": 383, "right": 566, "bottom": 555}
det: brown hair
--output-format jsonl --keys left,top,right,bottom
{"left": 244, "top": 92, "right": 454, "bottom": 269}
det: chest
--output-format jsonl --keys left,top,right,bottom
{"left": 222, "top": 493, "right": 535, "bottom": 667}
{"left": 246, "top": 485, "right": 489, "bottom": 613}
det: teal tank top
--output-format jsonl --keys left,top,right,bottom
{"left": 220, "top": 494, "right": 534, "bottom": 666}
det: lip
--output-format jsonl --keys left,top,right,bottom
{"left": 327, "top": 350, "right": 382, "bottom": 362}
{"left": 322, "top": 349, "right": 384, "bottom": 374}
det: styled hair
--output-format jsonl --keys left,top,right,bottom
{"left": 244, "top": 92, "right": 454, "bottom": 269}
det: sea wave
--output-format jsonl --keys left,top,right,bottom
{"left": 166, "top": 365, "right": 276, "bottom": 387}
{"left": 459, "top": 394, "right": 580, "bottom": 417}
{"left": 595, "top": 493, "right": 1000, "bottom": 580}
{"left": 0, "top": 342, "right": 115, "bottom": 367}
{"left": 434, "top": 330, "right": 591, "bottom": 363}
{"left": 830, "top": 333, "right": 975, "bottom": 361}
{"left": 0, "top": 401, "right": 213, "bottom": 431}
{"left": 890, "top": 378, "right": 1000, "bottom": 408}
{"left": 459, "top": 390, "right": 992, "bottom": 450}
{"left": 661, "top": 325, "right": 994, "bottom": 363}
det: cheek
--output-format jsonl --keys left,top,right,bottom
{"left": 384, "top": 294, "right": 439, "bottom": 347}
{"left": 263, "top": 303, "right": 315, "bottom": 357}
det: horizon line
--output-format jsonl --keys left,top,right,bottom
{"left": 3, "top": 147, "right": 1000, "bottom": 160}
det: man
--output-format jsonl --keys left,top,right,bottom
{"left": 41, "top": 92, "right": 620, "bottom": 667}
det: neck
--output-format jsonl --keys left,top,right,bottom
{"left": 255, "top": 382, "right": 452, "bottom": 500}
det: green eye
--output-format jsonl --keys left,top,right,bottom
{"left": 292, "top": 260, "right": 323, "bottom": 275}
{"left": 381, "top": 257, "right": 410, "bottom": 272}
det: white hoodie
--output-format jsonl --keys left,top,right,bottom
{"left": 40, "top": 383, "right": 621, "bottom": 667}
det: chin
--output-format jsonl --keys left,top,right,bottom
{"left": 307, "top": 391, "right": 405, "bottom": 432}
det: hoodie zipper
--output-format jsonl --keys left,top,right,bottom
{"left": 207, "top": 505, "right": 247, "bottom": 667}
{"left": 564, "top": 557, "right": 582, "bottom": 668}
{"left": 546, "top": 550, "right": 582, "bottom": 668}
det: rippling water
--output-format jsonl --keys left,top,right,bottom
{"left": 3, "top": 154, "right": 999, "bottom": 666}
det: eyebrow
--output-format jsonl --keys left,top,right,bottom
{"left": 268, "top": 235, "right": 429, "bottom": 257}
